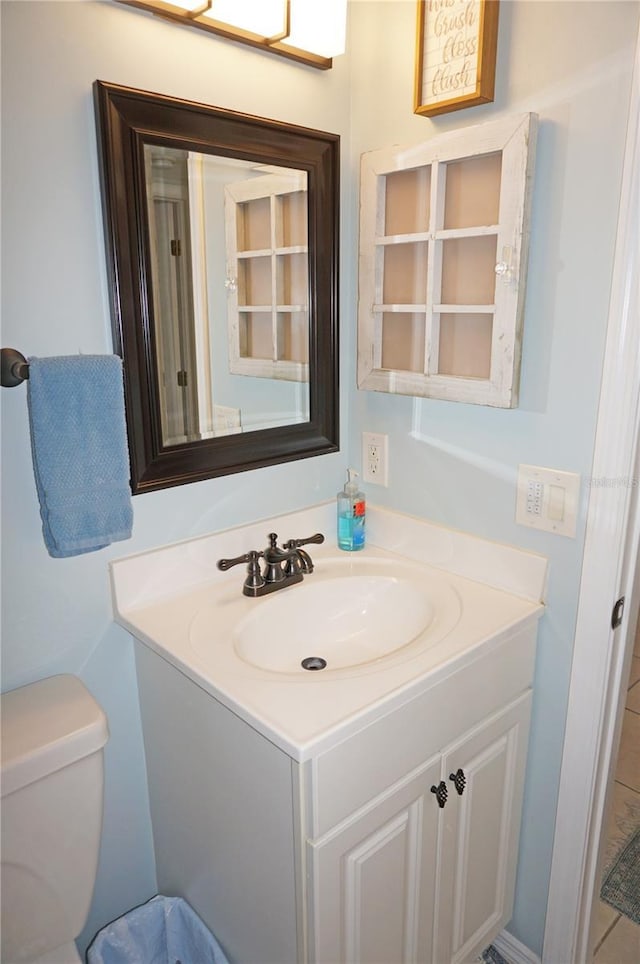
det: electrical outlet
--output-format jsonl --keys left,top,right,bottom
{"left": 362, "top": 432, "right": 388, "bottom": 486}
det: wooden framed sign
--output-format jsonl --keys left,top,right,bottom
{"left": 414, "top": 0, "right": 499, "bottom": 117}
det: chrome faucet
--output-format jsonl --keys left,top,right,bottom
{"left": 217, "top": 532, "right": 324, "bottom": 597}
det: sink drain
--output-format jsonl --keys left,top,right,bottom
{"left": 301, "top": 656, "right": 327, "bottom": 671}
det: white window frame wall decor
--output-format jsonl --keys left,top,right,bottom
{"left": 225, "top": 171, "right": 309, "bottom": 384}
{"left": 357, "top": 112, "right": 537, "bottom": 408}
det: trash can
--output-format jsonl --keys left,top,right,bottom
{"left": 87, "top": 895, "right": 230, "bottom": 964}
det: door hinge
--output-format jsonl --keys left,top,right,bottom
{"left": 177, "top": 370, "right": 188, "bottom": 387}
{"left": 170, "top": 239, "right": 182, "bottom": 257}
{"left": 611, "top": 596, "right": 625, "bottom": 629}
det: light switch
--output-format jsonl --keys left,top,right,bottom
{"left": 516, "top": 464, "right": 580, "bottom": 537}
{"left": 547, "top": 484, "right": 565, "bottom": 522}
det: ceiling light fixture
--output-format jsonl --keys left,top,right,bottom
{"left": 116, "top": 0, "right": 347, "bottom": 69}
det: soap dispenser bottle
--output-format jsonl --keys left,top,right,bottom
{"left": 337, "top": 469, "right": 365, "bottom": 551}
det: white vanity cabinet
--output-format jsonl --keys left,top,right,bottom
{"left": 134, "top": 618, "right": 536, "bottom": 964}
{"left": 307, "top": 692, "right": 531, "bottom": 964}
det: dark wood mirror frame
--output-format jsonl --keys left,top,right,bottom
{"left": 94, "top": 81, "right": 339, "bottom": 494}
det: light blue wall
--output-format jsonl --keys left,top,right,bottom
{"left": 0, "top": 0, "right": 351, "bottom": 950}
{"left": 1, "top": 0, "right": 639, "bottom": 958}
{"left": 348, "top": 1, "right": 639, "bottom": 954}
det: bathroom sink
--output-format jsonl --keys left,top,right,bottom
{"left": 189, "top": 556, "right": 463, "bottom": 676}
{"left": 112, "top": 503, "right": 545, "bottom": 756}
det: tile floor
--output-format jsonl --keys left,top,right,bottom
{"left": 592, "top": 630, "right": 640, "bottom": 962}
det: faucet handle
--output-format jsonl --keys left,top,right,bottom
{"left": 282, "top": 533, "right": 324, "bottom": 575}
{"left": 287, "top": 533, "right": 325, "bottom": 548}
{"left": 217, "top": 550, "right": 263, "bottom": 571}
{"left": 217, "top": 550, "right": 266, "bottom": 594}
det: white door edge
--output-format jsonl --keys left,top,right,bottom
{"left": 543, "top": 26, "right": 640, "bottom": 964}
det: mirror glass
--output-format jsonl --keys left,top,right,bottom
{"left": 144, "top": 146, "right": 310, "bottom": 446}
{"left": 94, "top": 82, "right": 339, "bottom": 493}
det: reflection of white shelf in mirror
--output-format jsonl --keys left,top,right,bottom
{"left": 234, "top": 246, "right": 307, "bottom": 260}
{"left": 237, "top": 248, "right": 272, "bottom": 259}
{"left": 436, "top": 226, "right": 499, "bottom": 239}
{"left": 235, "top": 304, "right": 309, "bottom": 379}
{"left": 230, "top": 357, "right": 309, "bottom": 381}
{"left": 359, "top": 113, "right": 537, "bottom": 408}
{"left": 434, "top": 305, "right": 496, "bottom": 312}
{"left": 226, "top": 172, "right": 309, "bottom": 382}
{"left": 237, "top": 305, "right": 308, "bottom": 313}
{"left": 276, "top": 245, "right": 308, "bottom": 256}
{"left": 375, "top": 233, "right": 431, "bottom": 245}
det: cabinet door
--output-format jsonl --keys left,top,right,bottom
{"left": 435, "top": 691, "right": 532, "bottom": 964}
{"left": 358, "top": 113, "right": 537, "bottom": 408}
{"left": 308, "top": 756, "right": 442, "bottom": 964}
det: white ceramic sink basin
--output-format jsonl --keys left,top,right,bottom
{"left": 190, "top": 556, "right": 462, "bottom": 677}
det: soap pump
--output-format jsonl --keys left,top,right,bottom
{"left": 337, "top": 469, "right": 365, "bottom": 551}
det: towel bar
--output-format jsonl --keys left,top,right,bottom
{"left": 1, "top": 348, "right": 29, "bottom": 387}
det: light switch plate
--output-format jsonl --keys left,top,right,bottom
{"left": 516, "top": 464, "right": 581, "bottom": 537}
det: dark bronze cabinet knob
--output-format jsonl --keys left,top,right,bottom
{"left": 449, "top": 768, "right": 466, "bottom": 796}
{"left": 430, "top": 781, "right": 448, "bottom": 808}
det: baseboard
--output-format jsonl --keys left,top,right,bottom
{"left": 493, "top": 930, "right": 541, "bottom": 964}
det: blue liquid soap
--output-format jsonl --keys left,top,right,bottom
{"left": 337, "top": 469, "right": 365, "bottom": 551}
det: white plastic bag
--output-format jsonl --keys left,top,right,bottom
{"left": 87, "top": 895, "right": 229, "bottom": 964}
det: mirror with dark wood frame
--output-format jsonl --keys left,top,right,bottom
{"left": 94, "top": 81, "right": 339, "bottom": 493}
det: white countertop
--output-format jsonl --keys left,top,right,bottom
{"left": 111, "top": 503, "right": 546, "bottom": 761}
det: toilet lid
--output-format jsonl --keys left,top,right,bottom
{"left": 1, "top": 674, "right": 109, "bottom": 797}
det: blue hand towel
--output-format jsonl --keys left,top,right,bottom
{"left": 27, "top": 355, "right": 133, "bottom": 558}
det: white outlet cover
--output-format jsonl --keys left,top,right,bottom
{"left": 516, "top": 464, "right": 581, "bottom": 537}
{"left": 362, "top": 432, "right": 389, "bottom": 486}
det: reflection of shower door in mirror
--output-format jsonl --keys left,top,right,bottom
{"left": 146, "top": 151, "right": 201, "bottom": 445}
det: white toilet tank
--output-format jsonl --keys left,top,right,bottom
{"left": 1, "top": 675, "right": 109, "bottom": 964}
